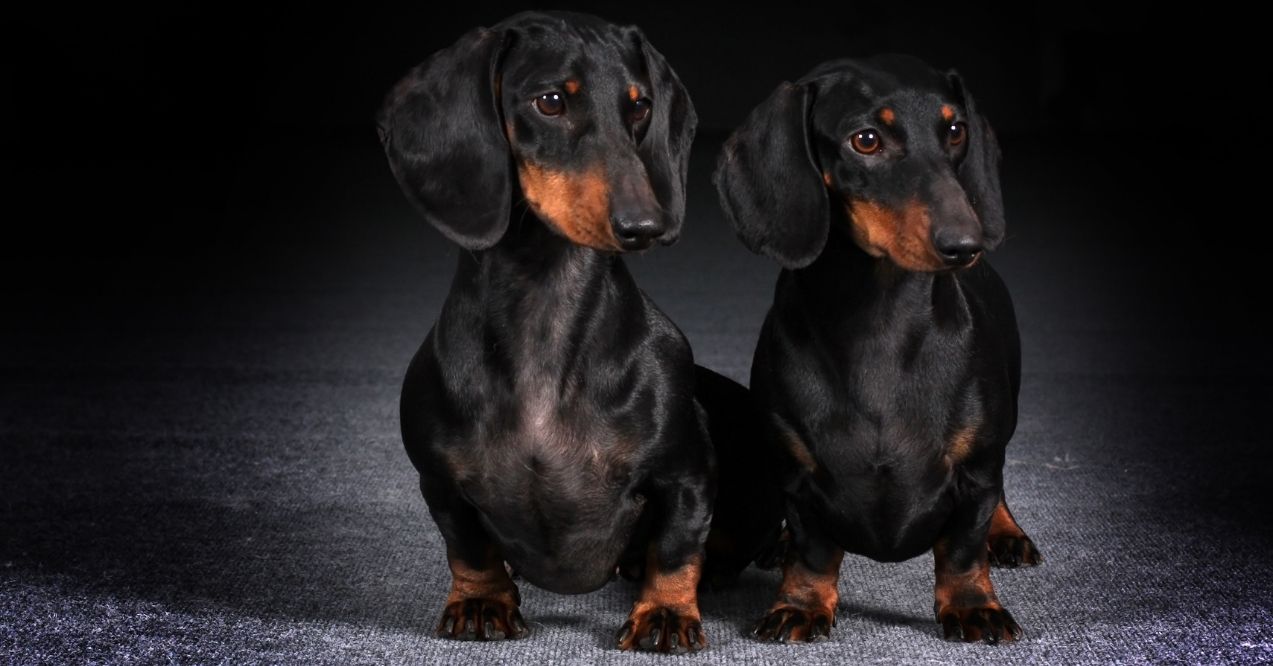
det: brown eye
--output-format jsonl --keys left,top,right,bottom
{"left": 631, "top": 97, "right": 652, "bottom": 123}
{"left": 948, "top": 121, "right": 967, "bottom": 146}
{"left": 534, "top": 92, "right": 565, "bottom": 116}
{"left": 850, "top": 129, "right": 882, "bottom": 155}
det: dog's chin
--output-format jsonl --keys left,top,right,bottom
{"left": 878, "top": 251, "right": 968, "bottom": 274}
{"left": 617, "top": 237, "right": 655, "bottom": 253}
{"left": 947, "top": 252, "right": 983, "bottom": 271}
{"left": 616, "top": 234, "right": 678, "bottom": 254}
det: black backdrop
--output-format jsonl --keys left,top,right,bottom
{"left": 5, "top": 2, "right": 1269, "bottom": 295}
{"left": 4, "top": 1, "right": 1269, "bottom": 407}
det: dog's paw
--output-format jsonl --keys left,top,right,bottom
{"left": 987, "top": 533, "right": 1043, "bottom": 568}
{"left": 937, "top": 605, "right": 1022, "bottom": 644}
{"left": 752, "top": 606, "right": 835, "bottom": 643}
{"left": 435, "top": 597, "right": 528, "bottom": 641}
{"left": 617, "top": 606, "right": 706, "bottom": 653}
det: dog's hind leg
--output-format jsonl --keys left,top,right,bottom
{"left": 986, "top": 494, "right": 1043, "bottom": 568}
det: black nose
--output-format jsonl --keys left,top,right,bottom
{"left": 611, "top": 214, "right": 666, "bottom": 251}
{"left": 933, "top": 228, "right": 983, "bottom": 267}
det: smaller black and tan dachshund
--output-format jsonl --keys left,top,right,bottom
{"left": 714, "top": 55, "right": 1043, "bottom": 644}
{"left": 377, "top": 10, "right": 764, "bottom": 654}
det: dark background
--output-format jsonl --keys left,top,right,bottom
{"left": 4, "top": 0, "right": 1269, "bottom": 302}
{"left": 3, "top": 2, "right": 1271, "bottom": 662}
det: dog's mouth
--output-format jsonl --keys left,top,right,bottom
{"left": 617, "top": 235, "right": 657, "bottom": 252}
{"left": 613, "top": 231, "right": 679, "bottom": 254}
{"left": 941, "top": 251, "right": 983, "bottom": 270}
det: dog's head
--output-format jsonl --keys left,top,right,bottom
{"left": 378, "top": 11, "right": 696, "bottom": 252}
{"left": 714, "top": 55, "right": 1004, "bottom": 271}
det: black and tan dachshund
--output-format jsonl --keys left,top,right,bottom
{"left": 714, "top": 55, "right": 1043, "bottom": 644}
{"left": 376, "top": 10, "right": 763, "bottom": 653}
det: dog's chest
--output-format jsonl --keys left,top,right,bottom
{"left": 445, "top": 381, "right": 643, "bottom": 558}
{"left": 446, "top": 373, "right": 639, "bottom": 489}
{"left": 516, "top": 371, "right": 575, "bottom": 443}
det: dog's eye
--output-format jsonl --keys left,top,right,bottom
{"left": 534, "top": 93, "right": 566, "bottom": 117}
{"left": 947, "top": 122, "right": 968, "bottom": 146}
{"left": 631, "top": 98, "right": 652, "bottom": 124}
{"left": 850, "top": 129, "right": 882, "bottom": 155}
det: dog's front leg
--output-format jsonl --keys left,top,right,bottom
{"left": 752, "top": 511, "right": 843, "bottom": 643}
{"left": 616, "top": 466, "right": 713, "bottom": 653}
{"left": 933, "top": 488, "right": 1023, "bottom": 643}
{"left": 421, "top": 475, "right": 527, "bottom": 642}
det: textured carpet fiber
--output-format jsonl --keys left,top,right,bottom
{"left": 3, "top": 136, "right": 1270, "bottom": 665}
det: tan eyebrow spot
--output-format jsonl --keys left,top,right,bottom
{"left": 628, "top": 85, "right": 640, "bottom": 102}
{"left": 879, "top": 107, "right": 895, "bottom": 125}
{"left": 941, "top": 105, "right": 955, "bottom": 122}
{"left": 564, "top": 79, "right": 580, "bottom": 95}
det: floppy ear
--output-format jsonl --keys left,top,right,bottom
{"left": 713, "top": 82, "right": 828, "bottom": 269}
{"left": 948, "top": 71, "right": 1006, "bottom": 250}
{"left": 637, "top": 34, "right": 697, "bottom": 241}
{"left": 377, "top": 28, "right": 512, "bottom": 250}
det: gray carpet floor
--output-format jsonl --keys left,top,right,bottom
{"left": 3, "top": 134, "right": 1270, "bottom": 665}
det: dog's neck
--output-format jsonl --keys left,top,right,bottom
{"left": 479, "top": 216, "right": 621, "bottom": 295}
{"left": 443, "top": 215, "right": 639, "bottom": 379}
{"left": 791, "top": 229, "right": 972, "bottom": 332}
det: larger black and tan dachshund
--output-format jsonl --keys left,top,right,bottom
{"left": 377, "top": 10, "right": 768, "bottom": 654}
{"left": 715, "top": 55, "right": 1043, "bottom": 645}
